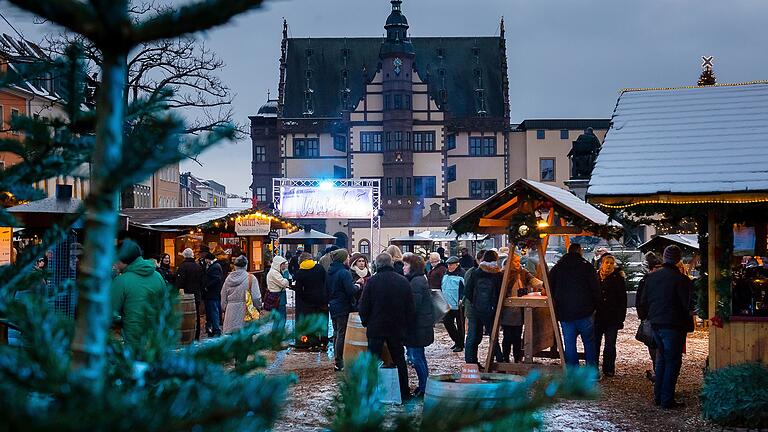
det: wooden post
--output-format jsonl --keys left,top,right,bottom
{"left": 484, "top": 245, "right": 515, "bottom": 371}
{"left": 538, "top": 240, "right": 565, "bottom": 368}
{"left": 707, "top": 209, "right": 720, "bottom": 368}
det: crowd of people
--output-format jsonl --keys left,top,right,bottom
{"left": 107, "top": 237, "right": 695, "bottom": 409}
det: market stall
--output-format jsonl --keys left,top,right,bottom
{"left": 587, "top": 82, "right": 768, "bottom": 369}
{"left": 451, "top": 178, "right": 622, "bottom": 373}
{"left": 278, "top": 227, "right": 337, "bottom": 257}
{"left": 124, "top": 207, "right": 298, "bottom": 273}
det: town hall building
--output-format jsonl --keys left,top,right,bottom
{"left": 250, "top": 0, "right": 608, "bottom": 254}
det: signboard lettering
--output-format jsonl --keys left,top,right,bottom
{"left": 0, "top": 227, "right": 11, "bottom": 266}
{"left": 280, "top": 186, "right": 373, "bottom": 219}
{"left": 235, "top": 217, "right": 271, "bottom": 236}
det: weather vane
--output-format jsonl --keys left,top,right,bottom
{"left": 702, "top": 55, "right": 714, "bottom": 69}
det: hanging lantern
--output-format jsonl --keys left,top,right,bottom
{"left": 518, "top": 224, "right": 529, "bottom": 236}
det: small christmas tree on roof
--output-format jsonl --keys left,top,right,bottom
{"left": 698, "top": 55, "right": 717, "bottom": 86}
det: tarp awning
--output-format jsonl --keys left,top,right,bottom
{"left": 279, "top": 228, "right": 336, "bottom": 245}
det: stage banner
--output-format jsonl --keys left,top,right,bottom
{"left": 280, "top": 186, "right": 373, "bottom": 219}
{"left": 235, "top": 217, "right": 271, "bottom": 236}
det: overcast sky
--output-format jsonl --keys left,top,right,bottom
{"left": 4, "top": 0, "right": 768, "bottom": 196}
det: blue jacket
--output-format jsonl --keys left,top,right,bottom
{"left": 441, "top": 267, "right": 465, "bottom": 310}
{"left": 326, "top": 261, "right": 358, "bottom": 318}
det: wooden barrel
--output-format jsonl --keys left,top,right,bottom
{"left": 178, "top": 293, "right": 197, "bottom": 344}
{"left": 424, "top": 373, "right": 524, "bottom": 412}
{"left": 343, "top": 312, "right": 392, "bottom": 366}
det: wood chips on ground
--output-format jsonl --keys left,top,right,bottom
{"left": 266, "top": 310, "right": 716, "bottom": 431}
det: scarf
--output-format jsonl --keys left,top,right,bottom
{"left": 352, "top": 266, "right": 370, "bottom": 279}
{"left": 599, "top": 267, "right": 613, "bottom": 281}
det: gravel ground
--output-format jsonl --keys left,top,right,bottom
{"left": 266, "top": 309, "right": 716, "bottom": 431}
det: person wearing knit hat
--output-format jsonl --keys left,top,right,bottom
{"left": 637, "top": 244, "right": 694, "bottom": 409}
{"left": 326, "top": 247, "right": 358, "bottom": 371}
{"left": 111, "top": 239, "right": 166, "bottom": 348}
{"left": 350, "top": 253, "right": 372, "bottom": 290}
{"left": 636, "top": 251, "right": 663, "bottom": 382}
{"left": 175, "top": 245, "right": 204, "bottom": 340}
{"left": 662, "top": 245, "right": 682, "bottom": 265}
{"left": 292, "top": 252, "right": 328, "bottom": 350}
{"left": 220, "top": 254, "right": 260, "bottom": 335}
{"left": 332, "top": 248, "right": 350, "bottom": 265}
{"left": 117, "top": 239, "right": 143, "bottom": 266}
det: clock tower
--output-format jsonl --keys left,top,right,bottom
{"left": 379, "top": 0, "right": 417, "bottom": 221}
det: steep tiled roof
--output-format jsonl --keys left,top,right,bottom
{"left": 282, "top": 36, "right": 506, "bottom": 119}
{"left": 588, "top": 83, "right": 768, "bottom": 196}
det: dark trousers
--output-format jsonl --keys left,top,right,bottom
{"left": 442, "top": 309, "right": 465, "bottom": 347}
{"left": 465, "top": 315, "right": 502, "bottom": 364}
{"left": 501, "top": 325, "right": 523, "bottom": 363}
{"left": 653, "top": 327, "right": 685, "bottom": 407}
{"left": 369, "top": 336, "right": 409, "bottom": 399}
{"left": 649, "top": 347, "right": 657, "bottom": 371}
{"left": 204, "top": 299, "right": 221, "bottom": 337}
{"left": 332, "top": 314, "right": 349, "bottom": 368}
{"left": 595, "top": 322, "right": 619, "bottom": 374}
{"left": 194, "top": 292, "right": 202, "bottom": 341}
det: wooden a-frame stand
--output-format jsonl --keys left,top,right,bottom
{"left": 483, "top": 214, "right": 574, "bottom": 374}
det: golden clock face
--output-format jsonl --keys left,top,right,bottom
{"left": 393, "top": 58, "right": 403, "bottom": 75}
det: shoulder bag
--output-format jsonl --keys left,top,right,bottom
{"left": 430, "top": 288, "right": 450, "bottom": 324}
{"left": 634, "top": 319, "right": 656, "bottom": 348}
{"left": 244, "top": 274, "right": 260, "bottom": 322}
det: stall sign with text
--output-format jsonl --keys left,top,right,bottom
{"left": 0, "top": 227, "right": 11, "bottom": 266}
{"left": 280, "top": 186, "right": 373, "bottom": 219}
{"left": 235, "top": 217, "right": 271, "bottom": 236}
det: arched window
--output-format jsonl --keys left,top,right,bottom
{"left": 358, "top": 239, "right": 370, "bottom": 256}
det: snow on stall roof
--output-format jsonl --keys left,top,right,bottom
{"left": 589, "top": 82, "right": 768, "bottom": 196}
{"left": 639, "top": 234, "right": 699, "bottom": 251}
{"left": 522, "top": 179, "right": 621, "bottom": 227}
{"left": 152, "top": 207, "right": 245, "bottom": 227}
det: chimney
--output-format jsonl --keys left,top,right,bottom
{"left": 304, "top": 226, "right": 312, "bottom": 233}
{"left": 408, "top": 229, "right": 415, "bottom": 237}
{"left": 56, "top": 184, "right": 73, "bottom": 200}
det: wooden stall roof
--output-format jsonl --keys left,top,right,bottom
{"left": 639, "top": 234, "right": 699, "bottom": 253}
{"left": 588, "top": 82, "right": 768, "bottom": 207}
{"left": 123, "top": 207, "right": 298, "bottom": 232}
{"left": 450, "top": 178, "right": 622, "bottom": 236}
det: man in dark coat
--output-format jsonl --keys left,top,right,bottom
{"left": 636, "top": 251, "right": 663, "bottom": 381}
{"left": 359, "top": 253, "right": 415, "bottom": 401}
{"left": 426, "top": 252, "right": 448, "bottom": 290}
{"left": 458, "top": 247, "right": 475, "bottom": 270}
{"left": 292, "top": 252, "right": 328, "bottom": 350}
{"left": 463, "top": 250, "right": 504, "bottom": 365}
{"left": 176, "top": 248, "right": 204, "bottom": 340}
{"left": 202, "top": 252, "right": 224, "bottom": 337}
{"left": 288, "top": 248, "right": 302, "bottom": 276}
{"left": 637, "top": 245, "right": 693, "bottom": 409}
{"left": 549, "top": 243, "right": 599, "bottom": 367}
{"left": 326, "top": 249, "right": 357, "bottom": 371}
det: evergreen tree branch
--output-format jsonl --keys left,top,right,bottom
{"left": 6, "top": 0, "right": 102, "bottom": 40}
{"left": 132, "top": 0, "right": 266, "bottom": 44}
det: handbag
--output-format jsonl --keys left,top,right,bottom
{"left": 635, "top": 319, "right": 656, "bottom": 348}
{"left": 263, "top": 290, "right": 280, "bottom": 311}
{"left": 430, "top": 289, "right": 450, "bottom": 324}
{"left": 244, "top": 274, "right": 260, "bottom": 322}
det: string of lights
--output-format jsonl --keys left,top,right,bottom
{"left": 595, "top": 197, "right": 768, "bottom": 210}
